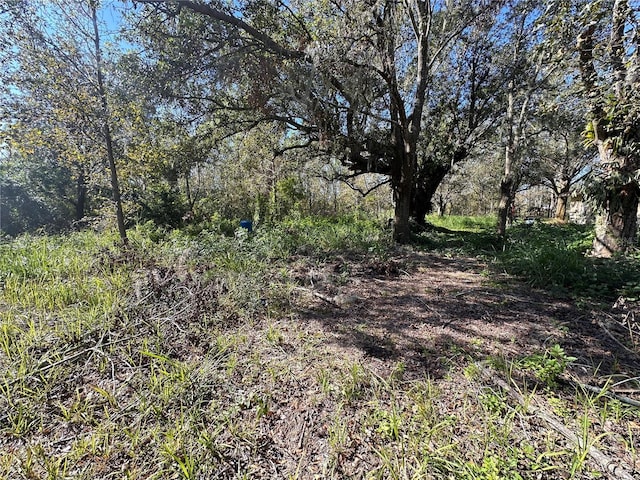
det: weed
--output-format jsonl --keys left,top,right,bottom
{"left": 375, "top": 404, "right": 403, "bottom": 440}
{"left": 427, "top": 214, "right": 498, "bottom": 232}
{"left": 570, "top": 410, "right": 611, "bottom": 478}
{"left": 340, "top": 361, "right": 369, "bottom": 402}
{"left": 265, "top": 324, "right": 283, "bottom": 345}
{"left": 518, "top": 344, "right": 577, "bottom": 387}
{"left": 317, "top": 368, "right": 332, "bottom": 395}
{"left": 328, "top": 406, "right": 349, "bottom": 455}
{"left": 479, "top": 388, "right": 508, "bottom": 417}
{"left": 463, "top": 363, "right": 480, "bottom": 380}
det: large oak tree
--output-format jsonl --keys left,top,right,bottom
{"left": 574, "top": 0, "right": 640, "bottom": 255}
{"left": 132, "top": 0, "right": 502, "bottom": 242}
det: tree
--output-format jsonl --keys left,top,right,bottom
{"left": 89, "top": 0, "right": 128, "bottom": 243}
{"left": 538, "top": 104, "right": 593, "bottom": 221}
{"left": 0, "top": 0, "right": 128, "bottom": 242}
{"left": 411, "top": 12, "right": 504, "bottom": 225}
{"left": 132, "top": 0, "right": 502, "bottom": 242}
{"left": 443, "top": 153, "right": 504, "bottom": 216}
{"left": 494, "top": 0, "right": 561, "bottom": 236}
{"left": 575, "top": 0, "right": 640, "bottom": 255}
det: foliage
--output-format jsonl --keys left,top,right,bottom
{"left": 0, "top": 0, "right": 135, "bottom": 240}
{"left": 500, "top": 222, "right": 640, "bottom": 301}
{"left": 0, "top": 165, "right": 73, "bottom": 235}
{"left": 131, "top": 183, "right": 190, "bottom": 228}
{"left": 419, "top": 216, "right": 640, "bottom": 302}
{"left": 129, "top": 0, "right": 510, "bottom": 242}
{"left": 518, "top": 344, "right": 577, "bottom": 387}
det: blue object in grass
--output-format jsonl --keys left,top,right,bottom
{"left": 240, "top": 220, "right": 253, "bottom": 233}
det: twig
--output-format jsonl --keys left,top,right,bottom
{"left": 293, "top": 286, "right": 342, "bottom": 308}
{"left": 622, "top": 311, "right": 637, "bottom": 346}
{"left": 414, "top": 297, "right": 444, "bottom": 321}
{"left": 611, "top": 376, "right": 640, "bottom": 389}
{"left": 297, "top": 412, "right": 308, "bottom": 450}
{"left": 476, "top": 362, "right": 636, "bottom": 480}
{"left": 597, "top": 320, "right": 637, "bottom": 355}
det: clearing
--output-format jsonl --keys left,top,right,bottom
{"left": 1, "top": 238, "right": 639, "bottom": 479}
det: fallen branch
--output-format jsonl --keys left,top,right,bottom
{"left": 294, "top": 286, "right": 341, "bottom": 308}
{"left": 293, "top": 286, "right": 362, "bottom": 309}
{"left": 567, "top": 380, "right": 640, "bottom": 408}
{"left": 477, "top": 363, "right": 636, "bottom": 480}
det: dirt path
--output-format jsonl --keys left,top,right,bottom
{"left": 292, "top": 250, "right": 639, "bottom": 383}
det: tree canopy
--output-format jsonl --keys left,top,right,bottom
{"left": 0, "top": 0, "right": 638, "bottom": 252}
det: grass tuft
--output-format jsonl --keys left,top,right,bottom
{"left": 0, "top": 220, "right": 637, "bottom": 478}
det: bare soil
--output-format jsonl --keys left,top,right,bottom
{"left": 291, "top": 249, "right": 639, "bottom": 383}
{"left": 253, "top": 249, "right": 640, "bottom": 478}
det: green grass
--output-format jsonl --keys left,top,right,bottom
{"left": 419, "top": 215, "right": 640, "bottom": 302}
{"left": 426, "top": 214, "right": 497, "bottom": 233}
{"left": 415, "top": 214, "right": 500, "bottom": 256}
{"left": 0, "top": 219, "right": 637, "bottom": 479}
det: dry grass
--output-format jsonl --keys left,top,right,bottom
{"left": 0, "top": 225, "right": 638, "bottom": 479}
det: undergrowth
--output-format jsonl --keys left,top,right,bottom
{"left": 422, "top": 215, "right": 640, "bottom": 303}
{"left": 0, "top": 217, "right": 638, "bottom": 479}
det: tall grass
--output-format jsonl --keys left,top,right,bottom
{"left": 419, "top": 215, "right": 640, "bottom": 302}
{"left": 258, "top": 214, "right": 392, "bottom": 258}
{"left": 0, "top": 230, "right": 119, "bottom": 281}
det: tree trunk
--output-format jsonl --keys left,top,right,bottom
{"left": 589, "top": 121, "right": 640, "bottom": 255}
{"left": 498, "top": 114, "right": 515, "bottom": 237}
{"left": 497, "top": 175, "right": 514, "bottom": 236}
{"left": 411, "top": 162, "right": 450, "bottom": 226}
{"left": 576, "top": 9, "right": 639, "bottom": 256}
{"left": 185, "top": 174, "right": 193, "bottom": 210}
{"left": 392, "top": 143, "right": 417, "bottom": 244}
{"left": 590, "top": 121, "right": 639, "bottom": 256}
{"left": 592, "top": 179, "right": 639, "bottom": 257}
{"left": 555, "top": 195, "right": 568, "bottom": 221}
{"left": 91, "top": 6, "right": 127, "bottom": 245}
{"left": 393, "top": 183, "right": 412, "bottom": 242}
{"left": 498, "top": 78, "right": 520, "bottom": 237}
{"left": 75, "top": 169, "right": 87, "bottom": 222}
{"left": 554, "top": 183, "right": 570, "bottom": 222}
{"left": 437, "top": 193, "right": 446, "bottom": 216}
{"left": 104, "top": 122, "right": 127, "bottom": 244}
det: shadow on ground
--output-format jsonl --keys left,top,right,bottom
{"left": 293, "top": 252, "right": 640, "bottom": 383}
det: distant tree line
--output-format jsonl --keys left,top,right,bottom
{"left": 0, "top": 0, "right": 638, "bottom": 255}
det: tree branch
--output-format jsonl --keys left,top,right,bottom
{"left": 134, "top": 0, "right": 306, "bottom": 60}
